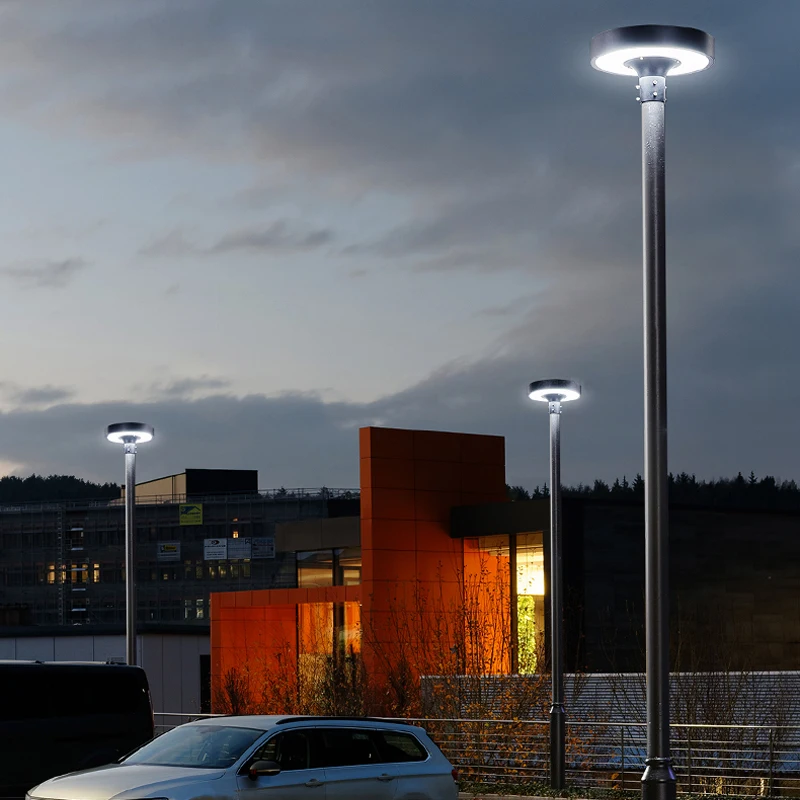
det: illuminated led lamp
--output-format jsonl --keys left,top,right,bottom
{"left": 591, "top": 25, "right": 714, "bottom": 76}
{"left": 528, "top": 379, "right": 581, "bottom": 403}
{"left": 106, "top": 422, "right": 155, "bottom": 444}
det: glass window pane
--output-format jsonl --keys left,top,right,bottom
{"left": 516, "top": 531, "right": 545, "bottom": 674}
{"left": 297, "top": 550, "right": 334, "bottom": 588}
{"left": 318, "top": 728, "right": 380, "bottom": 767}
{"left": 335, "top": 547, "right": 361, "bottom": 586}
{"left": 374, "top": 730, "right": 428, "bottom": 763}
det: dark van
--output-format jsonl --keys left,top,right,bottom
{"left": 0, "top": 661, "right": 154, "bottom": 800}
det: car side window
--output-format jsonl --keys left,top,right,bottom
{"left": 252, "top": 731, "right": 314, "bottom": 772}
{"left": 318, "top": 727, "right": 381, "bottom": 768}
{"left": 373, "top": 731, "right": 429, "bottom": 763}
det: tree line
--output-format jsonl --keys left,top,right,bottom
{"left": 0, "top": 474, "right": 120, "bottom": 503}
{"left": 507, "top": 471, "right": 800, "bottom": 510}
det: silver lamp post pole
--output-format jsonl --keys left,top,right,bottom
{"left": 124, "top": 439, "right": 137, "bottom": 666}
{"left": 529, "top": 378, "right": 581, "bottom": 790}
{"left": 107, "top": 422, "right": 155, "bottom": 666}
{"left": 591, "top": 26, "right": 714, "bottom": 800}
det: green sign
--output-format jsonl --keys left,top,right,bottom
{"left": 179, "top": 504, "right": 203, "bottom": 526}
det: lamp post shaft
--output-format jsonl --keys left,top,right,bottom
{"left": 548, "top": 400, "right": 566, "bottom": 791}
{"left": 124, "top": 443, "right": 137, "bottom": 666}
{"left": 640, "top": 83, "right": 676, "bottom": 800}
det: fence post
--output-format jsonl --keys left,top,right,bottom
{"left": 768, "top": 728, "right": 775, "bottom": 798}
{"left": 620, "top": 726, "right": 625, "bottom": 790}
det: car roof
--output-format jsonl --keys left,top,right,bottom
{"left": 185, "top": 715, "right": 426, "bottom": 733}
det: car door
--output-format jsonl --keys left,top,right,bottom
{"left": 373, "top": 728, "right": 456, "bottom": 798}
{"left": 318, "top": 726, "right": 396, "bottom": 800}
{"left": 237, "top": 728, "right": 327, "bottom": 799}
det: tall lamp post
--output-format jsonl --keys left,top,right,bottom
{"left": 106, "top": 422, "right": 154, "bottom": 666}
{"left": 590, "top": 26, "right": 714, "bottom": 800}
{"left": 528, "top": 378, "right": 581, "bottom": 791}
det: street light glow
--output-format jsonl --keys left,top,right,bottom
{"left": 528, "top": 379, "right": 581, "bottom": 403}
{"left": 591, "top": 25, "right": 714, "bottom": 76}
{"left": 106, "top": 422, "right": 155, "bottom": 444}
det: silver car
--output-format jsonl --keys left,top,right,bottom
{"left": 28, "top": 715, "right": 459, "bottom": 800}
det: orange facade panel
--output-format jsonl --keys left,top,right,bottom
{"left": 212, "top": 426, "right": 509, "bottom": 716}
{"left": 359, "top": 427, "right": 414, "bottom": 460}
{"left": 360, "top": 457, "right": 415, "bottom": 490}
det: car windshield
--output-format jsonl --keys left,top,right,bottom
{"left": 123, "top": 725, "right": 265, "bottom": 769}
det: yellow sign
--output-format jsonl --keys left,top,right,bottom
{"left": 179, "top": 504, "right": 203, "bottom": 526}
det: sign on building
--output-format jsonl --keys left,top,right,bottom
{"left": 179, "top": 504, "right": 203, "bottom": 525}
{"left": 252, "top": 536, "right": 276, "bottom": 559}
{"left": 227, "top": 537, "right": 252, "bottom": 560}
{"left": 203, "top": 538, "right": 227, "bottom": 560}
{"left": 156, "top": 542, "right": 181, "bottom": 562}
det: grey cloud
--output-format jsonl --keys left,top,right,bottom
{"left": 207, "top": 222, "right": 334, "bottom": 255}
{"left": 0, "top": 382, "right": 74, "bottom": 407}
{"left": 143, "top": 375, "right": 230, "bottom": 400}
{"left": 1, "top": 258, "right": 88, "bottom": 288}
{"left": 140, "top": 231, "right": 195, "bottom": 258}
{"left": 140, "top": 222, "right": 334, "bottom": 258}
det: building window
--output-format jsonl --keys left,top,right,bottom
{"left": 335, "top": 548, "right": 362, "bottom": 586}
{"left": 297, "top": 548, "right": 362, "bottom": 588}
{"left": 516, "top": 532, "right": 545, "bottom": 674}
{"left": 297, "top": 601, "right": 361, "bottom": 708}
{"left": 297, "top": 550, "right": 335, "bottom": 588}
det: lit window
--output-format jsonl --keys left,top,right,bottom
{"left": 297, "top": 550, "right": 334, "bottom": 588}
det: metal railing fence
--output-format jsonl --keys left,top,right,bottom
{"left": 153, "top": 713, "right": 800, "bottom": 795}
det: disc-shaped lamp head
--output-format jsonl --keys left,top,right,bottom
{"left": 528, "top": 379, "right": 581, "bottom": 403}
{"left": 591, "top": 25, "right": 714, "bottom": 77}
{"left": 106, "top": 422, "right": 154, "bottom": 445}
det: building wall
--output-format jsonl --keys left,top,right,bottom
{"left": 210, "top": 426, "right": 508, "bottom": 712}
{"left": 0, "top": 633, "right": 209, "bottom": 713}
{"left": 0, "top": 493, "right": 333, "bottom": 628}
{"left": 124, "top": 473, "right": 187, "bottom": 502}
{"left": 359, "top": 426, "right": 507, "bottom": 685}
{"left": 577, "top": 502, "right": 800, "bottom": 672}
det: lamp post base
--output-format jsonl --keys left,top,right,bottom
{"left": 642, "top": 758, "right": 676, "bottom": 800}
{"left": 550, "top": 703, "right": 566, "bottom": 790}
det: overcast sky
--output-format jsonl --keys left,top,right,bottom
{"left": 0, "top": 0, "right": 796, "bottom": 491}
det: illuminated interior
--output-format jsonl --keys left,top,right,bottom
{"left": 463, "top": 531, "right": 545, "bottom": 674}
{"left": 516, "top": 532, "right": 545, "bottom": 673}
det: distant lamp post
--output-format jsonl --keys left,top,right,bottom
{"left": 106, "top": 422, "right": 154, "bottom": 666}
{"left": 528, "top": 378, "right": 581, "bottom": 790}
{"left": 591, "top": 25, "right": 714, "bottom": 800}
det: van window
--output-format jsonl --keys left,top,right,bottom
{"left": 0, "top": 667, "right": 149, "bottom": 720}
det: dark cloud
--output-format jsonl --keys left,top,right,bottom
{"left": 207, "top": 222, "right": 334, "bottom": 255}
{"left": 1, "top": 258, "right": 88, "bottom": 288}
{"left": 142, "top": 375, "right": 230, "bottom": 400}
{"left": 0, "top": 355, "right": 795, "bottom": 492}
{"left": 0, "top": 382, "right": 74, "bottom": 407}
{"left": 140, "top": 222, "right": 334, "bottom": 258}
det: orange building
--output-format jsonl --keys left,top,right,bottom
{"left": 210, "top": 426, "right": 548, "bottom": 714}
